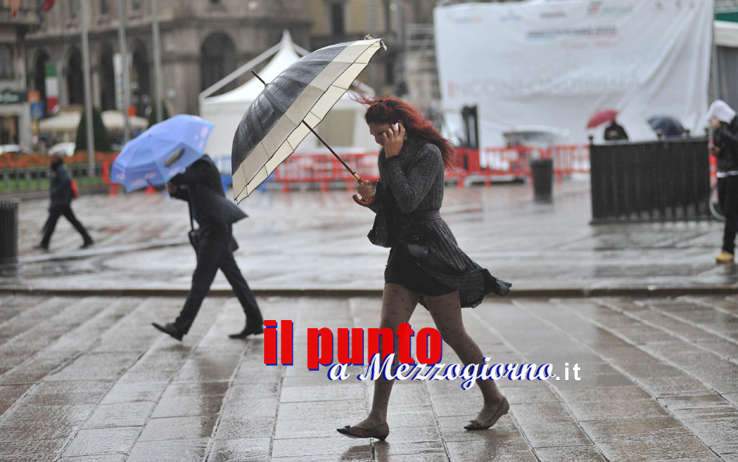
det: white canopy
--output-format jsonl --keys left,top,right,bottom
{"left": 39, "top": 109, "right": 147, "bottom": 138}
{"left": 200, "top": 31, "right": 375, "bottom": 159}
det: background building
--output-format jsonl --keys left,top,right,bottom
{"left": 0, "top": 2, "right": 37, "bottom": 148}
{"left": 23, "top": 0, "right": 312, "bottom": 120}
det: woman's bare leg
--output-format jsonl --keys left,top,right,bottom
{"left": 352, "top": 283, "right": 418, "bottom": 429}
{"left": 423, "top": 290, "right": 506, "bottom": 424}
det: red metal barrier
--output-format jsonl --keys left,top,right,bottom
{"left": 266, "top": 144, "right": 591, "bottom": 190}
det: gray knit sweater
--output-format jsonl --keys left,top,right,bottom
{"left": 373, "top": 137, "right": 444, "bottom": 215}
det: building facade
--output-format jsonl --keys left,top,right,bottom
{"left": 0, "top": 3, "right": 37, "bottom": 148}
{"left": 23, "top": 0, "right": 312, "bottom": 120}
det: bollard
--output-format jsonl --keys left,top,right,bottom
{"left": 530, "top": 158, "right": 553, "bottom": 202}
{"left": 0, "top": 200, "right": 19, "bottom": 265}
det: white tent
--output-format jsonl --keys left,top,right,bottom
{"left": 200, "top": 31, "right": 376, "bottom": 161}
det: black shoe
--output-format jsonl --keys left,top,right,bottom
{"left": 34, "top": 243, "right": 49, "bottom": 252}
{"left": 228, "top": 323, "right": 264, "bottom": 339}
{"left": 492, "top": 279, "right": 512, "bottom": 296}
{"left": 152, "top": 322, "right": 184, "bottom": 341}
{"left": 80, "top": 239, "right": 94, "bottom": 249}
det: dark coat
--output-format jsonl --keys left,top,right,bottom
{"left": 169, "top": 156, "right": 246, "bottom": 250}
{"left": 714, "top": 117, "right": 738, "bottom": 173}
{"left": 49, "top": 164, "right": 73, "bottom": 208}
{"left": 169, "top": 155, "right": 246, "bottom": 229}
{"left": 361, "top": 137, "right": 506, "bottom": 308}
{"left": 604, "top": 121, "right": 629, "bottom": 141}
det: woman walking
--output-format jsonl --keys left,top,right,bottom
{"left": 709, "top": 100, "right": 738, "bottom": 264}
{"left": 337, "top": 97, "right": 512, "bottom": 441}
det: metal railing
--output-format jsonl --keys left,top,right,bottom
{"left": 589, "top": 139, "right": 711, "bottom": 224}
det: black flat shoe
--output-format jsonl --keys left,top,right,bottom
{"left": 465, "top": 397, "right": 510, "bottom": 431}
{"left": 80, "top": 240, "right": 94, "bottom": 249}
{"left": 152, "top": 322, "right": 184, "bottom": 341}
{"left": 492, "top": 279, "right": 512, "bottom": 296}
{"left": 228, "top": 324, "right": 264, "bottom": 339}
{"left": 336, "top": 423, "right": 389, "bottom": 441}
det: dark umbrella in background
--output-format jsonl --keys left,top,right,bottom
{"left": 231, "top": 36, "right": 386, "bottom": 202}
{"left": 586, "top": 109, "right": 618, "bottom": 129}
{"left": 647, "top": 116, "right": 686, "bottom": 139}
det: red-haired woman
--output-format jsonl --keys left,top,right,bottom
{"left": 337, "top": 97, "right": 512, "bottom": 440}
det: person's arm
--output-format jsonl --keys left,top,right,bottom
{"left": 167, "top": 182, "right": 190, "bottom": 201}
{"left": 381, "top": 144, "right": 443, "bottom": 214}
{"left": 718, "top": 127, "right": 738, "bottom": 154}
{"left": 170, "top": 161, "right": 208, "bottom": 187}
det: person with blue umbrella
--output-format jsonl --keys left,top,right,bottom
{"left": 112, "top": 115, "right": 263, "bottom": 341}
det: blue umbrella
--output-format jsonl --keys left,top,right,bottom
{"left": 112, "top": 114, "right": 214, "bottom": 192}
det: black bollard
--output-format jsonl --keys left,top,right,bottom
{"left": 530, "top": 158, "right": 553, "bottom": 202}
{"left": 0, "top": 200, "right": 19, "bottom": 265}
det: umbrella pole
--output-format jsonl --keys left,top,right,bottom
{"left": 250, "top": 71, "right": 363, "bottom": 182}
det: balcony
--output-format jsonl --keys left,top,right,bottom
{"left": 0, "top": 6, "right": 41, "bottom": 28}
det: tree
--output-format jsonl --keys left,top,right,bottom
{"left": 75, "top": 107, "right": 112, "bottom": 152}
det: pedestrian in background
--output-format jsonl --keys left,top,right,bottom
{"left": 604, "top": 117, "right": 629, "bottom": 141}
{"left": 151, "top": 154, "right": 263, "bottom": 341}
{"left": 708, "top": 100, "right": 738, "bottom": 264}
{"left": 37, "top": 155, "right": 93, "bottom": 251}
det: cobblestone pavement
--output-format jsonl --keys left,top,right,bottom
{"left": 1, "top": 293, "right": 737, "bottom": 461}
{"left": 4, "top": 180, "right": 735, "bottom": 293}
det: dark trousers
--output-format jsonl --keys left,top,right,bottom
{"left": 719, "top": 176, "right": 738, "bottom": 254}
{"left": 41, "top": 205, "right": 92, "bottom": 247}
{"left": 174, "top": 227, "right": 262, "bottom": 333}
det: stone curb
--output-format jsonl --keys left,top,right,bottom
{"left": 1, "top": 286, "right": 736, "bottom": 298}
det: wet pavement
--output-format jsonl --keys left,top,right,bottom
{"left": 3, "top": 179, "right": 735, "bottom": 294}
{"left": 0, "top": 293, "right": 737, "bottom": 461}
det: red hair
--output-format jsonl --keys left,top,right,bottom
{"left": 360, "top": 96, "right": 454, "bottom": 168}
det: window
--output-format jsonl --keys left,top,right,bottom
{"left": 132, "top": 0, "right": 141, "bottom": 10}
{"left": 69, "top": 0, "right": 80, "bottom": 18}
{"left": 210, "top": 0, "right": 221, "bottom": 3}
{"left": 0, "top": 46, "right": 13, "bottom": 79}
{"left": 330, "top": 1, "right": 345, "bottom": 36}
{"left": 100, "top": 0, "right": 109, "bottom": 15}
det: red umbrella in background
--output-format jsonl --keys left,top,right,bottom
{"left": 587, "top": 109, "right": 618, "bottom": 129}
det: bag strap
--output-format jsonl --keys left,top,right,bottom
{"left": 187, "top": 196, "right": 195, "bottom": 232}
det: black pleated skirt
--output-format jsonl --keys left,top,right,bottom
{"left": 384, "top": 244, "right": 455, "bottom": 296}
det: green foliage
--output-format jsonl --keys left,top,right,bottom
{"left": 75, "top": 107, "right": 112, "bottom": 152}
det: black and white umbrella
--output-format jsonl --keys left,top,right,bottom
{"left": 231, "top": 37, "right": 385, "bottom": 202}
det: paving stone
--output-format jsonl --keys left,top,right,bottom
{"left": 0, "top": 438, "right": 68, "bottom": 461}
{"left": 209, "top": 438, "right": 272, "bottom": 462}
{"left": 271, "top": 436, "right": 373, "bottom": 458}
{"left": 62, "top": 427, "right": 140, "bottom": 457}
{"left": 150, "top": 394, "right": 225, "bottom": 418}
{"left": 138, "top": 415, "right": 218, "bottom": 441}
{"left": 127, "top": 438, "right": 208, "bottom": 462}
{"left": 214, "top": 416, "right": 276, "bottom": 440}
{"left": 83, "top": 401, "right": 155, "bottom": 428}
{"left": 446, "top": 440, "right": 536, "bottom": 462}
{"left": 534, "top": 446, "right": 606, "bottom": 462}
{"left": 567, "top": 399, "right": 670, "bottom": 421}
{"left": 98, "top": 382, "right": 168, "bottom": 405}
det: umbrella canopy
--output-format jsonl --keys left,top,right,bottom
{"left": 647, "top": 115, "right": 685, "bottom": 138}
{"left": 111, "top": 114, "right": 213, "bottom": 192}
{"left": 231, "top": 37, "right": 385, "bottom": 202}
{"left": 587, "top": 109, "right": 618, "bottom": 129}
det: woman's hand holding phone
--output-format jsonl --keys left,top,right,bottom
{"left": 383, "top": 123, "right": 406, "bottom": 158}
